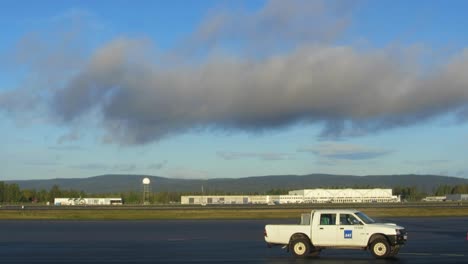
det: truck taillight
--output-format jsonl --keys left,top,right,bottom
{"left": 264, "top": 229, "right": 267, "bottom": 237}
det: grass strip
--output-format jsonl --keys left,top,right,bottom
{"left": 1, "top": 207, "right": 468, "bottom": 220}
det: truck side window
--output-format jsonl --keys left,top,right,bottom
{"left": 320, "top": 214, "right": 336, "bottom": 225}
{"left": 340, "top": 214, "right": 360, "bottom": 225}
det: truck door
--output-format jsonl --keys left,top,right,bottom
{"left": 336, "top": 213, "right": 367, "bottom": 246}
{"left": 312, "top": 213, "right": 338, "bottom": 246}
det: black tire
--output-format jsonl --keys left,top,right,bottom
{"left": 289, "top": 238, "right": 311, "bottom": 257}
{"left": 370, "top": 238, "right": 390, "bottom": 259}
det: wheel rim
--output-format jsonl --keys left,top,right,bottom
{"left": 374, "top": 242, "right": 387, "bottom": 256}
{"left": 294, "top": 242, "right": 307, "bottom": 255}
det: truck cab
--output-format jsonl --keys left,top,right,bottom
{"left": 265, "top": 209, "right": 407, "bottom": 258}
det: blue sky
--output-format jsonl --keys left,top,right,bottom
{"left": 1, "top": 0, "right": 468, "bottom": 180}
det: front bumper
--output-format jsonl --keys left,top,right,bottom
{"left": 388, "top": 232, "right": 407, "bottom": 245}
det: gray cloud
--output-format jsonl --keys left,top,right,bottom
{"left": 48, "top": 41, "right": 468, "bottom": 145}
{"left": 455, "top": 170, "right": 468, "bottom": 178}
{"left": 70, "top": 163, "right": 137, "bottom": 172}
{"left": 2, "top": 1, "right": 468, "bottom": 145}
{"left": 24, "top": 160, "right": 61, "bottom": 166}
{"left": 147, "top": 161, "right": 168, "bottom": 170}
{"left": 404, "top": 159, "right": 451, "bottom": 166}
{"left": 182, "top": 0, "right": 353, "bottom": 56}
{"left": 217, "top": 151, "right": 291, "bottom": 161}
{"left": 112, "top": 164, "right": 137, "bottom": 172}
{"left": 71, "top": 163, "right": 109, "bottom": 170}
{"left": 299, "top": 142, "right": 391, "bottom": 160}
{"left": 48, "top": 145, "right": 82, "bottom": 151}
{"left": 57, "top": 130, "right": 82, "bottom": 144}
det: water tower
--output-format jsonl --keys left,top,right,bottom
{"left": 142, "top": 177, "right": 151, "bottom": 205}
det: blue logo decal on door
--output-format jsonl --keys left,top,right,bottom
{"left": 344, "top": 230, "right": 352, "bottom": 239}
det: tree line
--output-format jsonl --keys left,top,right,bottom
{"left": 0, "top": 182, "right": 86, "bottom": 204}
{"left": 0, "top": 182, "right": 182, "bottom": 204}
{"left": 1, "top": 181, "right": 467, "bottom": 204}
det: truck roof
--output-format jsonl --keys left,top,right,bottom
{"left": 311, "top": 209, "right": 359, "bottom": 214}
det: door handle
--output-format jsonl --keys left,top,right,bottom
{"left": 340, "top": 228, "right": 344, "bottom": 230}
{"left": 319, "top": 227, "right": 324, "bottom": 230}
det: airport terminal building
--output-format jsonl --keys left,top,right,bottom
{"left": 54, "top": 197, "right": 123, "bottom": 206}
{"left": 445, "top": 194, "right": 468, "bottom": 201}
{"left": 181, "top": 188, "right": 400, "bottom": 205}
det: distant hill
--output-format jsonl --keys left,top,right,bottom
{"left": 7, "top": 174, "right": 468, "bottom": 194}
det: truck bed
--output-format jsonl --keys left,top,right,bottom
{"left": 265, "top": 224, "right": 311, "bottom": 245}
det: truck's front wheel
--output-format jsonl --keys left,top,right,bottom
{"left": 370, "top": 238, "right": 390, "bottom": 259}
{"left": 290, "top": 238, "right": 310, "bottom": 257}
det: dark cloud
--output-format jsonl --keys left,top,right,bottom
{"left": 2, "top": 0, "right": 468, "bottom": 145}
{"left": 48, "top": 41, "right": 468, "bottom": 145}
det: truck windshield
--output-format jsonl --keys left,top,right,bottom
{"left": 355, "top": 212, "right": 376, "bottom": 224}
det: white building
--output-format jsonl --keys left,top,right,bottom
{"left": 54, "top": 198, "right": 123, "bottom": 206}
{"left": 180, "top": 195, "right": 250, "bottom": 205}
{"left": 422, "top": 196, "right": 447, "bottom": 202}
{"left": 287, "top": 188, "right": 400, "bottom": 203}
{"left": 445, "top": 194, "right": 468, "bottom": 201}
{"left": 181, "top": 188, "right": 400, "bottom": 205}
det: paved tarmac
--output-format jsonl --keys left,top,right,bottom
{"left": 0, "top": 217, "right": 467, "bottom": 263}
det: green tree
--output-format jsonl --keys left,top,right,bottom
{"left": 37, "top": 189, "right": 49, "bottom": 204}
{"left": 0, "top": 182, "right": 4, "bottom": 203}
{"left": 434, "top": 185, "right": 453, "bottom": 196}
{"left": 5, "top": 184, "right": 22, "bottom": 203}
{"left": 452, "top": 184, "right": 468, "bottom": 194}
{"left": 48, "top": 185, "right": 62, "bottom": 203}
{"left": 121, "top": 191, "right": 141, "bottom": 204}
{"left": 21, "top": 189, "right": 37, "bottom": 202}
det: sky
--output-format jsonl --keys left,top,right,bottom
{"left": 1, "top": 0, "right": 468, "bottom": 180}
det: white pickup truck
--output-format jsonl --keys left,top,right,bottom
{"left": 264, "top": 209, "right": 407, "bottom": 259}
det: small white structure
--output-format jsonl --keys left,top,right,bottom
{"left": 181, "top": 188, "right": 400, "bottom": 205}
{"left": 142, "top": 177, "right": 151, "bottom": 205}
{"left": 54, "top": 198, "right": 123, "bottom": 206}
{"left": 422, "top": 196, "right": 447, "bottom": 202}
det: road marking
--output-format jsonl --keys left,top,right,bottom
{"left": 400, "top": 253, "right": 465, "bottom": 257}
{"left": 400, "top": 253, "right": 433, "bottom": 256}
{"left": 440, "top": 254, "right": 465, "bottom": 257}
{"left": 167, "top": 238, "right": 187, "bottom": 241}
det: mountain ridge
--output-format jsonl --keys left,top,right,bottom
{"left": 6, "top": 174, "right": 468, "bottom": 194}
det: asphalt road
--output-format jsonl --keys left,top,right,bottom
{"left": 0, "top": 217, "right": 467, "bottom": 263}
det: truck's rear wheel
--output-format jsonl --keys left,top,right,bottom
{"left": 290, "top": 238, "right": 310, "bottom": 257}
{"left": 370, "top": 238, "right": 390, "bottom": 259}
